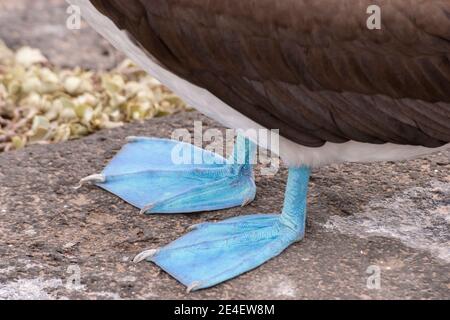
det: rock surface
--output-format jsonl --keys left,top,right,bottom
{"left": 0, "top": 0, "right": 124, "bottom": 69}
{"left": 0, "top": 0, "right": 449, "bottom": 300}
{"left": 0, "top": 111, "right": 449, "bottom": 300}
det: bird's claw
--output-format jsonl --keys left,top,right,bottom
{"left": 133, "top": 249, "right": 159, "bottom": 263}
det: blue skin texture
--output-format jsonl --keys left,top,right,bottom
{"left": 96, "top": 135, "right": 256, "bottom": 214}
{"left": 149, "top": 166, "right": 311, "bottom": 291}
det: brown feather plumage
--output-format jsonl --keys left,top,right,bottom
{"left": 90, "top": 0, "right": 450, "bottom": 148}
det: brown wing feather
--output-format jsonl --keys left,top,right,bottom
{"left": 90, "top": 0, "right": 450, "bottom": 148}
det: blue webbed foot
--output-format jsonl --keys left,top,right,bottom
{"left": 134, "top": 214, "right": 304, "bottom": 292}
{"left": 77, "top": 135, "right": 256, "bottom": 214}
{"left": 134, "top": 167, "right": 311, "bottom": 291}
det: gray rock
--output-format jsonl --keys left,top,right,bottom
{"left": 0, "top": 0, "right": 124, "bottom": 70}
{"left": 0, "top": 111, "right": 449, "bottom": 300}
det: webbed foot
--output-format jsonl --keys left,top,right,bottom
{"left": 77, "top": 135, "right": 256, "bottom": 214}
{"left": 135, "top": 166, "right": 311, "bottom": 291}
{"left": 136, "top": 214, "right": 303, "bottom": 291}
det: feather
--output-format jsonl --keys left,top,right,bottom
{"left": 88, "top": 0, "right": 450, "bottom": 148}
{"left": 71, "top": 0, "right": 450, "bottom": 166}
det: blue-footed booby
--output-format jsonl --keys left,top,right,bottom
{"left": 71, "top": 0, "right": 450, "bottom": 291}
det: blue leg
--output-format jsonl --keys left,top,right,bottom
{"left": 134, "top": 166, "right": 311, "bottom": 291}
{"left": 76, "top": 135, "right": 256, "bottom": 214}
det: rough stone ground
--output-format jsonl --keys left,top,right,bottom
{"left": 0, "top": 112, "right": 449, "bottom": 300}
{"left": 0, "top": 0, "right": 449, "bottom": 300}
{"left": 0, "top": 0, "right": 124, "bottom": 69}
